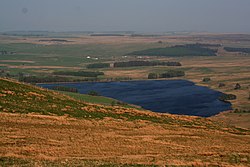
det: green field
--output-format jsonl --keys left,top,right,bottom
{"left": 60, "top": 91, "right": 118, "bottom": 104}
{"left": 0, "top": 42, "right": 162, "bottom": 64}
{"left": 0, "top": 42, "right": 163, "bottom": 76}
{"left": 128, "top": 46, "right": 217, "bottom": 57}
{"left": 59, "top": 91, "right": 137, "bottom": 109}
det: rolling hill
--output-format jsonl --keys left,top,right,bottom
{"left": 0, "top": 78, "right": 249, "bottom": 166}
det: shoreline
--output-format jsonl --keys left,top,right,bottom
{"left": 37, "top": 78, "right": 232, "bottom": 118}
{"left": 36, "top": 78, "right": 179, "bottom": 85}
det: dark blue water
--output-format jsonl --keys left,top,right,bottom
{"left": 38, "top": 80, "right": 231, "bottom": 117}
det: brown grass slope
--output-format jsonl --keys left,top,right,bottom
{"left": 0, "top": 78, "right": 250, "bottom": 166}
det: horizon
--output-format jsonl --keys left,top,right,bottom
{"left": 1, "top": 0, "right": 250, "bottom": 33}
{"left": 1, "top": 30, "right": 250, "bottom": 35}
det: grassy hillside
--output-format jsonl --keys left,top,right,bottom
{"left": 0, "top": 78, "right": 250, "bottom": 166}
{"left": 0, "top": 78, "right": 232, "bottom": 127}
{"left": 0, "top": 77, "right": 247, "bottom": 132}
{"left": 0, "top": 78, "right": 197, "bottom": 124}
{"left": 58, "top": 90, "right": 138, "bottom": 108}
{"left": 0, "top": 78, "right": 161, "bottom": 122}
{"left": 59, "top": 91, "right": 119, "bottom": 105}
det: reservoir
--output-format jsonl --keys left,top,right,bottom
{"left": 39, "top": 80, "right": 231, "bottom": 117}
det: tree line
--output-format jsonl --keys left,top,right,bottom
{"left": 148, "top": 70, "right": 185, "bottom": 79}
{"left": 19, "top": 76, "right": 72, "bottom": 83}
{"left": 114, "top": 61, "right": 181, "bottom": 68}
{"left": 18, "top": 75, "right": 133, "bottom": 84}
{"left": 86, "top": 63, "right": 110, "bottom": 69}
{"left": 175, "top": 43, "right": 221, "bottom": 48}
{"left": 53, "top": 71, "right": 104, "bottom": 77}
{"left": 224, "top": 47, "right": 250, "bottom": 54}
{"left": 51, "top": 86, "right": 78, "bottom": 93}
{"left": 218, "top": 93, "right": 237, "bottom": 102}
{"left": 0, "top": 50, "right": 15, "bottom": 55}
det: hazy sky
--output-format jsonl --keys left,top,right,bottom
{"left": 1, "top": 0, "right": 250, "bottom": 33}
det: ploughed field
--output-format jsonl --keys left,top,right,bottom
{"left": 40, "top": 80, "right": 231, "bottom": 117}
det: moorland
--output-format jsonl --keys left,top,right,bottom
{"left": 0, "top": 32, "right": 250, "bottom": 166}
{"left": 0, "top": 32, "right": 249, "bottom": 127}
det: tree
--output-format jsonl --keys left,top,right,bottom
{"left": 218, "top": 93, "right": 237, "bottom": 102}
{"left": 111, "top": 101, "right": 116, "bottom": 106}
{"left": 234, "top": 83, "right": 241, "bottom": 90}
{"left": 88, "top": 90, "right": 100, "bottom": 96}
{"left": 218, "top": 83, "right": 225, "bottom": 88}
{"left": 159, "top": 70, "right": 185, "bottom": 78}
{"left": 5, "top": 73, "right": 10, "bottom": 78}
{"left": 148, "top": 73, "right": 158, "bottom": 79}
{"left": 18, "top": 72, "right": 24, "bottom": 81}
{"left": 202, "top": 78, "right": 211, "bottom": 82}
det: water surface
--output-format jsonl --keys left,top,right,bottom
{"left": 39, "top": 80, "right": 231, "bottom": 117}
